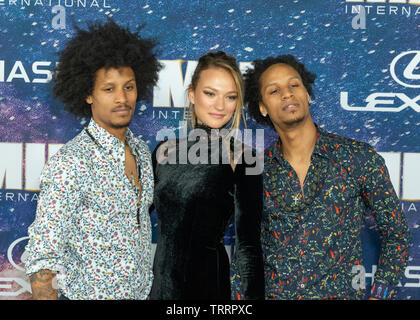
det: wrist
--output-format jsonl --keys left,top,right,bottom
{"left": 370, "top": 283, "right": 395, "bottom": 300}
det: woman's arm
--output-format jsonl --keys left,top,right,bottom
{"left": 233, "top": 154, "right": 265, "bottom": 300}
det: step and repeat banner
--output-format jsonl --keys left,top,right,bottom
{"left": 0, "top": 0, "right": 419, "bottom": 299}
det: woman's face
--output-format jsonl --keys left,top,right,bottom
{"left": 188, "top": 67, "right": 238, "bottom": 129}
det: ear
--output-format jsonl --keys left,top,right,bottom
{"left": 187, "top": 86, "right": 195, "bottom": 105}
{"left": 86, "top": 95, "right": 93, "bottom": 105}
{"left": 259, "top": 101, "right": 268, "bottom": 117}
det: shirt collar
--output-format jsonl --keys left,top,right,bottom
{"left": 265, "top": 123, "right": 336, "bottom": 163}
{"left": 312, "top": 124, "right": 338, "bottom": 160}
{"left": 85, "top": 118, "right": 137, "bottom": 155}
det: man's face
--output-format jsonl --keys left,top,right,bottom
{"left": 258, "top": 63, "right": 311, "bottom": 130}
{"left": 86, "top": 66, "right": 137, "bottom": 132}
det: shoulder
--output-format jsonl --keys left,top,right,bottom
{"left": 152, "top": 137, "right": 180, "bottom": 162}
{"left": 263, "top": 139, "right": 279, "bottom": 168}
{"left": 152, "top": 138, "right": 178, "bottom": 153}
{"left": 132, "top": 136, "right": 152, "bottom": 156}
{"left": 41, "top": 131, "right": 89, "bottom": 184}
{"left": 232, "top": 139, "right": 261, "bottom": 161}
{"left": 321, "top": 129, "right": 383, "bottom": 167}
{"left": 327, "top": 130, "right": 375, "bottom": 153}
{"left": 48, "top": 131, "right": 89, "bottom": 166}
{"left": 264, "top": 141, "right": 277, "bottom": 156}
{"left": 232, "top": 139, "right": 264, "bottom": 176}
{"left": 324, "top": 129, "right": 369, "bottom": 148}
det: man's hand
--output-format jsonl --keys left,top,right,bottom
{"left": 29, "top": 269, "right": 58, "bottom": 300}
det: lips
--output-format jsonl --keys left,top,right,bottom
{"left": 209, "top": 113, "right": 225, "bottom": 119}
{"left": 113, "top": 107, "right": 131, "bottom": 115}
{"left": 282, "top": 102, "right": 299, "bottom": 111}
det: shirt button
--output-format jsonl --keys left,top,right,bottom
{"left": 300, "top": 284, "right": 305, "bottom": 289}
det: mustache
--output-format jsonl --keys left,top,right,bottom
{"left": 112, "top": 104, "right": 132, "bottom": 111}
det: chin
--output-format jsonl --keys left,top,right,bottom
{"left": 201, "top": 119, "right": 229, "bottom": 129}
{"left": 283, "top": 114, "right": 305, "bottom": 126}
{"left": 112, "top": 120, "right": 132, "bottom": 129}
{"left": 209, "top": 122, "right": 229, "bottom": 129}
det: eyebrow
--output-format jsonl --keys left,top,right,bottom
{"left": 203, "top": 86, "right": 238, "bottom": 94}
{"left": 262, "top": 76, "right": 301, "bottom": 91}
{"left": 100, "top": 78, "right": 136, "bottom": 86}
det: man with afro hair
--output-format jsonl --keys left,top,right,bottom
{"left": 24, "top": 19, "right": 161, "bottom": 300}
{"left": 232, "top": 54, "right": 410, "bottom": 300}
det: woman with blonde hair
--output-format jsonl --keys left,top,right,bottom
{"left": 150, "top": 51, "right": 264, "bottom": 300}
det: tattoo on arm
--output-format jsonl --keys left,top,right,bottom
{"left": 29, "top": 269, "right": 58, "bottom": 300}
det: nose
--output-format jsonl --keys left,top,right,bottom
{"left": 281, "top": 87, "right": 293, "bottom": 100}
{"left": 115, "top": 88, "right": 128, "bottom": 105}
{"left": 213, "top": 96, "right": 225, "bottom": 111}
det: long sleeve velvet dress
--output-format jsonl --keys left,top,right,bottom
{"left": 149, "top": 128, "right": 264, "bottom": 300}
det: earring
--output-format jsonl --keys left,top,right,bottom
{"left": 308, "top": 94, "right": 312, "bottom": 104}
{"left": 262, "top": 113, "right": 267, "bottom": 117}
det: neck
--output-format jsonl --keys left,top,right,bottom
{"left": 111, "top": 128, "right": 128, "bottom": 143}
{"left": 194, "top": 122, "right": 213, "bottom": 131}
{"left": 275, "top": 118, "right": 317, "bottom": 162}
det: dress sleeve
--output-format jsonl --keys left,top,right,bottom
{"left": 149, "top": 140, "right": 169, "bottom": 214}
{"left": 232, "top": 151, "right": 265, "bottom": 300}
{"left": 24, "top": 155, "right": 80, "bottom": 276}
{"left": 359, "top": 148, "right": 411, "bottom": 299}
{"left": 151, "top": 141, "right": 160, "bottom": 180}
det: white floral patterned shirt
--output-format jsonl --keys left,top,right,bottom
{"left": 24, "top": 119, "right": 154, "bottom": 300}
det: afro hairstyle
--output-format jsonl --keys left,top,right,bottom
{"left": 243, "top": 54, "right": 316, "bottom": 128}
{"left": 52, "top": 19, "right": 162, "bottom": 118}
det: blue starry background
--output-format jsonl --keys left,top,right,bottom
{"left": 0, "top": 0, "right": 419, "bottom": 299}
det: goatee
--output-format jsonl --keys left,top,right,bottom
{"left": 112, "top": 120, "right": 132, "bottom": 129}
{"left": 283, "top": 115, "right": 305, "bottom": 127}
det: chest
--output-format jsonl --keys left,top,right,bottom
{"left": 79, "top": 146, "right": 152, "bottom": 213}
{"left": 263, "top": 157, "right": 363, "bottom": 228}
{"left": 156, "top": 162, "right": 234, "bottom": 202}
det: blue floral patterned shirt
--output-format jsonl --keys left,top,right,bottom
{"left": 231, "top": 125, "right": 410, "bottom": 300}
{"left": 24, "top": 119, "right": 154, "bottom": 300}
{"left": 260, "top": 126, "right": 410, "bottom": 300}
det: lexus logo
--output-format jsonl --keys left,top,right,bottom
{"left": 390, "top": 51, "right": 420, "bottom": 88}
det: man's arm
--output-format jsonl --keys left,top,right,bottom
{"left": 360, "top": 148, "right": 410, "bottom": 299}
{"left": 24, "top": 152, "right": 80, "bottom": 300}
{"left": 29, "top": 269, "right": 58, "bottom": 300}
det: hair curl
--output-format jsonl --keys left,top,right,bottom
{"left": 53, "top": 19, "right": 162, "bottom": 118}
{"left": 243, "top": 54, "right": 316, "bottom": 128}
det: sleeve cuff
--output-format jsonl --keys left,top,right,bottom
{"left": 370, "top": 283, "right": 396, "bottom": 300}
{"left": 24, "top": 255, "right": 64, "bottom": 277}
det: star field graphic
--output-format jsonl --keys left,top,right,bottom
{"left": 0, "top": 0, "right": 419, "bottom": 299}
